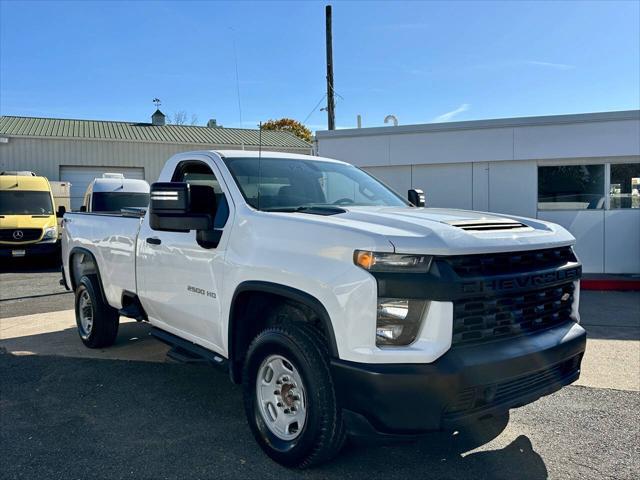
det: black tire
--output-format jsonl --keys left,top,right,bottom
{"left": 74, "top": 274, "right": 119, "bottom": 348}
{"left": 242, "top": 322, "right": 346, "bottom": 468}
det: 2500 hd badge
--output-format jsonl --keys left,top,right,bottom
{"left": 187, "top": 285, "right": 216, "bottom": 299}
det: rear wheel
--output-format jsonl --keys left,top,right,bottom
{"left": 74, "top": 274, "right": 119, "bottom": 348}
{"left": 242, "top": 322, "right": 346, "bottom": 468}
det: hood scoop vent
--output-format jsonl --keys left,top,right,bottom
{"left": 445, "top": 218, "right": 532, "bottom": 232}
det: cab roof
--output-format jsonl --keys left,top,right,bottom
{"left": 0, "top": 175, "right": 50, "bottom": 191}
{"left": 213, "top": 150, "right": 349, "bottom": 165}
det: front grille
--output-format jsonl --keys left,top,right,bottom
{"left": 452, "top": 282, "right": 575, "bottom": 346}
{"left": 0, "top": 228, "right": 42, "bottom": 242}
{"left": 444, "top": 355, "right": 582, "bottom": 417}
{"left": 444, "top": 246, "right": 577, "bottom": 277}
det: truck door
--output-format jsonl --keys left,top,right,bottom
{"left": 136, "top": 157, "right": 232, "bottom": 352}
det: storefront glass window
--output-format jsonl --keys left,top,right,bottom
{"left": 610, "top": 163, "right": 640, "bottom": 209}
{"left": 538, "top": 165, "right": 605, "bottom": 210}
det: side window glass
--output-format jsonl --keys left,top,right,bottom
{"left": 538, "top": 165, "right": 605, "bottom": 210}
{"left": 175, "top": 162, "right": 229, "bottom": 228}
{"left": 610, "top": 163, "right": 640, "bottom": 209}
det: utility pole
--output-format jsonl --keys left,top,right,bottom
{"left": 325, "top": 5, "right": 335, "bottom": 130}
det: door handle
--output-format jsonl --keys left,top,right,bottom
{"left": 146, "top": 237, "right": 162, "bottom": 245}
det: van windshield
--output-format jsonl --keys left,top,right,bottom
{"left": 91, "top": 192, "right": 150, "bottom": 213}
{"left": 0, "top": 191, "right": 54, "bottom": 215}
{"left": 223, "top": 157, "right": 408, "bottom": 211}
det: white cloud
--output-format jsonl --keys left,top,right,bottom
{"left": 432, "top": 103, "right": 470, "bottom": 122}
{"left": 378, "top": 23, "right": 429, "bottom": 31}
{"left": 524, "top": 60, "right": 575, "bottom": 70}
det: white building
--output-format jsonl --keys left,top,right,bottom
{"left": 0, "top": 111, "right": 312, "bottom": 210}
{"left": 316, "top": 110, "right": 640, "bottom": 274}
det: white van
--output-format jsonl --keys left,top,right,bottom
{"left": 81, "top": 173, "right": 150, "bottom": 213}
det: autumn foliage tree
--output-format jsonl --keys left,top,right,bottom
{"left": 261, "top": 118, "right": 312, "bottom": 143}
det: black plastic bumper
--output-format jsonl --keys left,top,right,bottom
{"left": 0, "top": 242, "right": 60, "bottom": 258}
{"left": 332, "top": 321, "right": 586, "bottom": 436}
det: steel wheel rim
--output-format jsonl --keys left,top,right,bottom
{"left": 256, "top": 354, "right": 307, "bottom": 441}
{"left": 78, "top": 290, "right": 93, "bottom": 336}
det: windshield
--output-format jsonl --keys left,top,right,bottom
{"left": 224, "top": 157, "right": 409, "bottom": 211}
{"left": 91, "top": 192, "right": 150, "bottom": 212}
{"left": 0, "top": 191, "right": 54, "bottom": 215}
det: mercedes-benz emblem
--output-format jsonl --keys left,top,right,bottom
{"left": 12, "top": 230, "right": 24, "bottom": 240}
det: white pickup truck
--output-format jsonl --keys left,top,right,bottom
{"left": 61, "top": 150, "right": 586, "bottom": 467}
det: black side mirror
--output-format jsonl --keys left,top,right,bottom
{"left": 149, "top": 182, "right": 216, "bottom": 232}
{"left": 56, "top": 205, "right": 66, "bottom": 218}
{"left": 79, "top": 205, "right": 87, "bottom": 212}
{"left": 408, "top": 189, "right": 425, "bottom": 207}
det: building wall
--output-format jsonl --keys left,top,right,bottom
{"left": 317, "top": 112, "right": 640, "bottom": 274}
{"left": 316, "top": 115, "right": 640, "bottom": 166}
{"left": 364, "top": 160, "right": 539, "bottom": 217}
{"left": 0, "top": 137, "right": 311, "bottom": 184}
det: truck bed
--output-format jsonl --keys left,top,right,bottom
{"left": 62, "top": 211, "right": 143, "bottom": 309}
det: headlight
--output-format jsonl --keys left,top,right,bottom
{"left": 354, "top": 250, "right": 432, "bottom": 273}
{"left": 42, "top": 227, "right": 57, "bottom": 240}
{"left": 376, "top": 298, "right": 428, "bottom": 346}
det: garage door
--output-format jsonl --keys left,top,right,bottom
{"left": 60, "top": 166, "right": 145, "bottom": 211}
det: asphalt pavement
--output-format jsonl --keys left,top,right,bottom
{"left": 1, "top": 265, "right": 639, "bottom": 478}
{"left": 0, "top": 261, "right": 72, "bottom": 318}
{"left": 1, "top": 353, "right": 638, "bottom": 480}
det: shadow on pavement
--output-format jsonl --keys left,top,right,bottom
{"left": 0, "top": 255, "right": 61, "bottom": 273}
{"left": 0, "top": 352, "right": 547, "bottom": 479}
{"left": 0, "top": 320, "right": 168, "bottom": 363}
{"left": 579, "top": 291, "right": 640, "bottom": 341}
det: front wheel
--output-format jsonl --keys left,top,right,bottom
{"left": 242, "top": 323, "right": 346, "bottom": 468}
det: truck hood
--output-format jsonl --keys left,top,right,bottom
{"left": 301, "top": 206, "right": 575, "bottom": 255}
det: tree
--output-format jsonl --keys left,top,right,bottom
{"left": 261, "top": 118, "right": 312, "bottom": 143}
{"left": 169, "top": 111, "right": 199, "bottom": 126}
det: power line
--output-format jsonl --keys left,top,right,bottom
{"left": 303, "top": 93, "right": 327, "bottom": 124}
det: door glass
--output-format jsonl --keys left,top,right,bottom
{"left": 610, "top": 163, "right": 640, "bottom": 209}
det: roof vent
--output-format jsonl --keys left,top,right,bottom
{"left": 102, "top": 173, "right": 125, "bottom": 179}
{"left": 446, "top": 219, "right": 532, "bottom": 232}
{"left": 151, "top": 109, "right": 166, "bottom": 126}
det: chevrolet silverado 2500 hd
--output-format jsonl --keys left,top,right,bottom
{"left": 61, "top": 150, "right": 586, "bottom": 467}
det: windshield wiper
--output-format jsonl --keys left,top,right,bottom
{"left": 263, "top": 205, "right": 346, "bottom": 216}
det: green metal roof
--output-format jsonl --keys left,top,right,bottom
{"left": 0, "top": 116, "right": 311, "bottom": 149}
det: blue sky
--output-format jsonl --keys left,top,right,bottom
{"left": 1, "top": 1, "right": 638, "bottom": 131}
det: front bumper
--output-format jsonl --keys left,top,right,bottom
{"left": 332, "top": 321, "right": 586, "bottom": 436}
{"left": 0, "top": 241, "right": 60, "bottom": 257}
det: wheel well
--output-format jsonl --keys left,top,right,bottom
{"left": 228, "top": 284, "right": 338, "bottom": 384}
{"left": 68, "top": 248, "right": 100, "bottom": 291}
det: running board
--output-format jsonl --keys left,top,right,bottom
{"left": 151, "top": 327, "right": 227, "bottom": 367}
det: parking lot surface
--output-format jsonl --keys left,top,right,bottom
{"left": 0, "top": 261, "right": 72, "bottom": 318}
{"left": 1, "top": 267, "right": 639, "bottom": 479}
{"left": 1, "top": 353, "right": 638, "bottom": 480}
